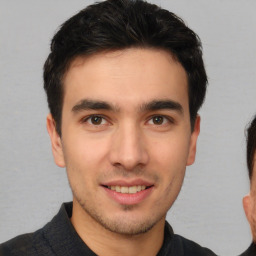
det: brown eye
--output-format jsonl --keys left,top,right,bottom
{"left": 85, "top": 115, "right": 107, "bottom": 125}
{"left": 152, "top": 116, "right": 164, "bottom": 125}
{"left": 90, "top": 116, "right": 103, "bottom": 125}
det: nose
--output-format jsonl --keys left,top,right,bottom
{"left": 109, "top": 122, "right": 149, "bottom": 170}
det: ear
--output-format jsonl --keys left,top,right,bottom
{"left": 186, "top": 115, "right": 200, "bottom": 166}
{"left": 243, "top": 194, "right": 252, "bottom": 224}
{"left": 46, "top": 114, "right": 66, "bottom": 167}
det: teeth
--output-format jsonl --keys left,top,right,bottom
{"left": 128, "top": 186, "right": 137, "bottom": 194}
{"left": 108, "top": 185, "right": 148, "bottom": 194}
{"left": 121, "top": 186, "right": 128, "bottom": 193}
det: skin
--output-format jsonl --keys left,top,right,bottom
{"left": 243, "top": 154, "right": 256, "bottom": 242}
{"left": 47, "top": 48, "right": 200, "bottom": 256}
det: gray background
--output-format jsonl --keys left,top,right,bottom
{"left": 0, "top": 1, "right": 256, "bottom": 255}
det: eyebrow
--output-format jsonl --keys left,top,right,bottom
{"left": 140, "top": 99, "right": 183, "bottom": 114}
{"left": 72, "top": 99, "right": 118, "bottom": 112}
{"left": 72, "top": 99, "right": 183, "bottom": 114}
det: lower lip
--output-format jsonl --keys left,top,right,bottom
{"left": 102, "top": 186, "right": 154, "bottom": 205}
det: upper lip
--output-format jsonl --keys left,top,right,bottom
{"left": 102, "top": 179, "right": 154, "bottom": 187}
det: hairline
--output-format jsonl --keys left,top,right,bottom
{"left": 57, "top": 46, "right": 194, "bottom": 135}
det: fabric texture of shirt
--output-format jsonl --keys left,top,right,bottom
{"left": 239, "top": 242, "right": 256, "bottom": 256}
{"left": 0, "top": 202, "right": 216, "bottom": 256}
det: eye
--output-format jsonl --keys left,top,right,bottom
{"left": 148, "top": 115, "right": 169, "bottom": 125}
{"left": 152, "top": 116, "right": 164, "bottom": 125}
{"left": 83, "top": 115, "right": 107, "bottom": 125}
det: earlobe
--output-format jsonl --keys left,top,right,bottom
{"left": 243, "top": 194, "right": 252, "bottom": 223}
{"left": 186, "top": 115, "right": 200, "bottom": 166}
{"left": 46, "top": 114, "right": 66, "bottom": 167}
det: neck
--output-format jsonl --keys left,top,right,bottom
{"left": 71, "top": 201, "right": 165, "bottom": 256}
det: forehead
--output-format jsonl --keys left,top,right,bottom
{"left": 62, "top": 48, "right": 189, "bottom": 111}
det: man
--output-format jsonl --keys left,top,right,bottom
{"left": 0, "top": 0, "right": 216, "bottom": 255}
{"left": 240, "top": 115, "right": 256, "bottom": 256}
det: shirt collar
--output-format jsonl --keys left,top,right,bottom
{"left": 42, "top": 202, "right": 174, "bottom": 256}
{"left": 43, "top": 202, "right": 97, "bottom": 256}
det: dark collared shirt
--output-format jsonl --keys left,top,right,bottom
{"left": 239, "top": 243, "right": 256, "bottom": 256}
{"left": 0, "top": 202, "right": 216, "bottom": 256}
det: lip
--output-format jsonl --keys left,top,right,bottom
{"left": 101, "top": 179, "right": 154, "bottom": 205}
{"left": 102, "top": 179, "right": 153, "bottom": 187}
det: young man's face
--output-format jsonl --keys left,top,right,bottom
{"left": 243, "top": 154, "right": 256, "bottom": 241}
{"left": 47, "top": 48, "right": 200, "bottom": 235}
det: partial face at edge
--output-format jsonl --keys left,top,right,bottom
{"left": 47, "top": 48, "right": 200, "bottom": 235}
{"left": 243, "top": 154, "right": 256, "bottom": 241}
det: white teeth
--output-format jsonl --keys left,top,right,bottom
{"left": 121, "top": 186, "right": 128, "bottom": 193}
{"left": 128, "top": 186, "right": 137, "bottom": 194}
{"left": 108, "top": 185, "right": 148, "bottom": 194}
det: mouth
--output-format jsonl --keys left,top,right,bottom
{"left": 101, "top": 182, "right": 154, "bottom": 205}
{"left": 104, "top": 185, "right": 152, "bottom": 194}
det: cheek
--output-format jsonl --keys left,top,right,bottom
{"left": 61, "top": 133, "right": 111, "bottom": 187}
{"left": 252, "top": 203, "right": 256, "bottom": 234}
{"left": 151, "top": 139, "right": 187, "bottom": 211}
{"left": 150, "top": 135, "right": 191, "bottom": 170}
{"left": 249, "top": 194, "right": 256, "bottom": 241}
{"left": 64, "top": 131, "right": 110, "bottom": 164}
{"left": 148, "top": 136, "right": 189, "bottom": 201}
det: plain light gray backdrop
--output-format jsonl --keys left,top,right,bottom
{"left": 1, "top": 1, "right": 256, "bottom": 255}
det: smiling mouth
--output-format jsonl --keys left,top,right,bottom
{"left": 104, "top": 185, "right": 152, "bottom": 194}
{"left": 102, "top": 184, "right": 154, "bottom": 205}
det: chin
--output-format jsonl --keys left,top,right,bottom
{"left": 84, "top": 202, "right": 163, "bottom": 235}
{"left": 96, "top": 216, "right": 158, "bottom": 236}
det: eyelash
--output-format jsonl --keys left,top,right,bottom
{"left": 81, "top": 115, "right": 108, "bottom": 125}
{"left": 81, "top": 114, "right": 174, "bottom": 126}
{"left": 147, "top": 115, "right": 174, "bottom": 125}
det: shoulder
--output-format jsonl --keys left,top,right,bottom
{"left": 239, "top": 243, "right": 256, "bottom": 256}
{"left": 172, "top": 234, "right": 217, "bottom": 256}
{"left": 0, "top": 203, "right": 73, "bottom": 256}
{"left": 0, "top": 228, "right": 53, "bottom": 256}
{"left": 162, "top": 222, "right": 216, "bottom": 256}
{"left": 0, "top": 233, "right": 35, "bottom": 256}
